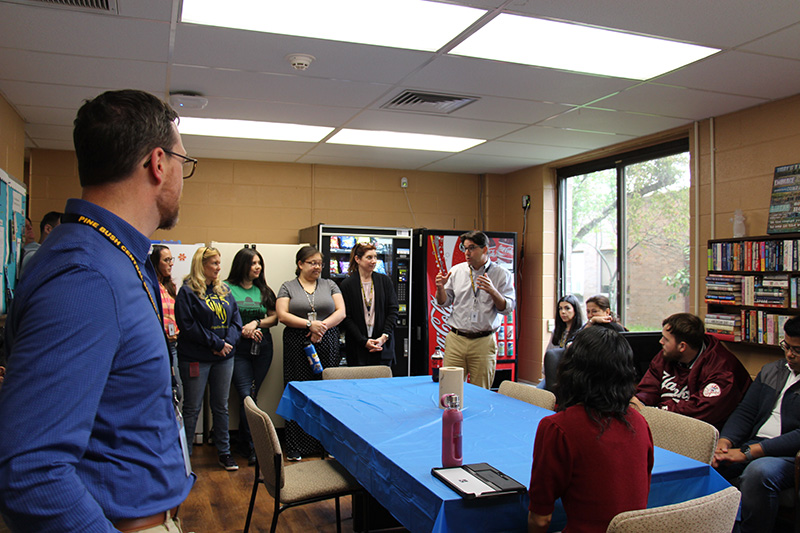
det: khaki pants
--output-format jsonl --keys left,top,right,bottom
{"left": 443, "top": 331, "right": 497, "bottom": 389}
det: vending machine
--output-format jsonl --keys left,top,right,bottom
{"left": 411, "top": 229, "right": 517, "bottom": 389}
{"left": 298, "top": 224, "right": 413, "bottom": 376}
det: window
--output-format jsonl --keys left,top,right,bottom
{"left": 558, "top": 139, "right": 691, "bottom": 331}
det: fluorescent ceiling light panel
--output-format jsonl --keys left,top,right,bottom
{"left": 327, "top": 129, "right": 485, "bottom": 152}
{"left": 178, "top": 117, "right": 333, "bottom": 142}
{"left": 450, "top": 14, "right": 719, "bottom": 80}
{"left": 181, "top": 0, "right": 485, "bottom": 52}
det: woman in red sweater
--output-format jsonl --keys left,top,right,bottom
{"left": 528, "top": 325, "right": 654, "bottom": 533}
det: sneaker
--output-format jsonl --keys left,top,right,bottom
{"left": 218, "top": 454, "right": 239, "bottom": 471}
{"left": 286, "top": 452, "right": 302, "bottom": 462}
{"left": 248, "top": 453, "right": 257, "bottom": 466}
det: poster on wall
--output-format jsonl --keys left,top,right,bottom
{"left": 767, "top": 163, "right": 800, "bottom": 234}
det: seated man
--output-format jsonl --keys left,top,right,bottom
{"left": 713, "top": 315, "right": 800, "bottom": 533}
{"left": 632, "top": 312, "right": 751, "bottom": 429}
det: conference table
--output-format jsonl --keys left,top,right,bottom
{"left": 277, "top": 376, "right": 731, "bottom": 532}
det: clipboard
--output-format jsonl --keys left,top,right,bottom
{"left": 431, "top": 462, "right": 527, "bottom": 499}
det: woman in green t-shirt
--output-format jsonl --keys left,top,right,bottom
{"left": 226, "top": 247, "right": 277, "bottom": 464}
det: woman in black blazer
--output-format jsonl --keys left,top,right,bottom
{"left": 340, "top": 242, "right": 399, "bottom": 367}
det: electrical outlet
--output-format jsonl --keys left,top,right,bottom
{"left": 522, "top": 194, "right": 530, "bottom": 209}
{"left": 547, "top": 318, "right": 555, "bottom": 332}
{"left": 400, "top": 177, "right": 409, "bottom": 188}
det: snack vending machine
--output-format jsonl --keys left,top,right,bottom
{"left": 298, "top": 224, "right": 413, "bottom": 376}
{"left": 411, "top": 229, "right": 517, "bottom": 389}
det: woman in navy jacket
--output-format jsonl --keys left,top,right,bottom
{"left": 176, "top": 246, "right": 242, "bottom": 471}
{"left": 340, "top": 242, "right": 399, "bottom": 367}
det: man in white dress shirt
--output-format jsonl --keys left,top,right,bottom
{"left": 435, "top": 231, "right": 515, "bottom": 389}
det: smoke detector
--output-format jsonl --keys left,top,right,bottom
{"left": 169, "top": 93, "right": 208, "bottom": 110}
{"left": 285, "top": 53, "right": 315, "bottom": 71}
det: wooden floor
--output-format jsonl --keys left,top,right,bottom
{"left": 180, "top": 443, "right": 360, "bottom": 533}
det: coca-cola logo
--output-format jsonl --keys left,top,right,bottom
{"left": 429, "top": 295, "right": 452, "bottom": 351}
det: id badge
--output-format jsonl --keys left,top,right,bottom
{"left": 168, "top": 323, "right": 176, "bottom": 336}
{"left": 174, "top": 403, "right": 192, "bottom": 477}
{"left": 471, "top": 298, "right": 479, "bottom": 323}
{"left": 307, "top": 311, "right": 317, "bottom": 322}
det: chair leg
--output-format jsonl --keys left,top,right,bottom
{"left": 335, "top": 496, "right": 341, "bottom": 533}
{"left": 243, "top": 462, "right": 259, "bottom": 533}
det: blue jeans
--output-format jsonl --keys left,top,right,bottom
{"left": 232, "top": 335, "right": 273, "bottom": 452}
{"left": 717, "top": 442, "right": 795, "bottom": 533}
{"left": 179, "top": 357, "right": 234, "bottom": 456}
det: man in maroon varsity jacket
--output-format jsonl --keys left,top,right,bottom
{"left": 632, "top": 313, "right": 752, "bottom": 429}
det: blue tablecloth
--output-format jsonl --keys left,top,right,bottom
{"left": 277, "top": 376, "right": 731, "bottom": 533}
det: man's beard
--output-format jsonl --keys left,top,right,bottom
{"left": 157, "top": 195, "right": 180, "bottom": 230}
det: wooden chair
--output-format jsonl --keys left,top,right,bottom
{"left": 637, "top": 406, "right": 718, "bottom": 464}
{"left": 605, "top": 486, "right": 740, "bottom": 532}
{"left": 498, "top": 380, "right": 556, "bottom": 411}
{"left": 242, "top": 397, "right": 362, "bottom": 533}
{"left": 322, "top": 365, "right": 392, "bottom": 380}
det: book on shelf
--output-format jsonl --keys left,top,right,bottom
{"left": 708, "top": 236, "right": 800, "bottom": 272}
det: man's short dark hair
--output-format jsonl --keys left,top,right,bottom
{"left": 39, "top": 211, "right": 62, "bottom": 235}
{"left": 73, "top": 90, "right": 179, "bottom": 187}
{"left": 785, "top": 315, "right": 800, "bottom": 338}
{"left": 663, "top": 313, "right": 705, "bottom": 350}
{"left": 460, "top": 230, "right": 488, "bottom": 248}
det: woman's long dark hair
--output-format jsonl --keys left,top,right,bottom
{"left": 552, "top": 294, "right": 584, "bottom": 345}
{"left": 554, "top": 325, "right": 637, "bottom": 434}
{"left": 149, "top": 244, "right": 176, "bottom": 297}
{"left": 226, "top": 247, "right": 276, "bottom": 311}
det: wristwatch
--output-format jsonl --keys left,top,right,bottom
{"left": 306, "top": 320, "right": 312, "bottom": 329}
{"left": 740, "top": 444, "right": 754, "bottom": 462}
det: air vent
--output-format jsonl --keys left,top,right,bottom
{"left": 381, "top": 90, "right": 479, "bottom": 115}
{"left": 3, "top": 0, "right": 119, "bottom": 14}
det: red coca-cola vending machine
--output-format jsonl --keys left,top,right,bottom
{"left": 411, "top": 229, "right": 517, "bottom": 389}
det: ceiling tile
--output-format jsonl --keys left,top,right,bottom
{"left": 542, "top": 108, "right": 690, "bottom": 137}
{"left": 593, "top": 83, "right": 768, "bottom": 120}
{"left": 499, "top": 125, "right": 634, "bottom": 149}
{"left": 404, "top": 55, "right": 637, "bottom": 105}
{"left": 173, "top": 24, "right": 434, "bottom": 85}
{"left": 656, "top": 51, "right": 800, "bottom": 100}
{"left": 0, "top": 2, "right": 171, "bottom": 60}
{"left": 739, "top": 23, "right": 800, "bottom": 61}
{"left": 344, "top": 109, "right": 522, "bottom": 139}
{"left": 0, "top": 49, "right": 168, "bottom": 91}
{"left": 170, "top": 64, "right": 392, "bottom": 109}
{"left": 420, "top": 153, "right": 547, "bottom": 174}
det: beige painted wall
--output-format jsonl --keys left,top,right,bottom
{"left": 0, "top": 94, "right": 25, "bottom": 183}
{"left": 25, "top": 91, "right": 800, "bottom": 383}
{"left": 693, "top": 94, "right": 800, "bottom": 376}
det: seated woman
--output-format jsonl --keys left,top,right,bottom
{"left": 539, "top": 295, "right": 584, "bottom": 390}
{"left": 583, "top": 294, "right": 626, "bottom": 332}
{"left": 528, "top": 326, "right": 653, "bottom": 533}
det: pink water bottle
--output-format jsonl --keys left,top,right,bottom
{"left": 441, "top": 393, "right": 463, "bottom": 468}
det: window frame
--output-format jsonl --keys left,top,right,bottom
{"left": 557, "top": 138, "right": 690, "bottom": 325}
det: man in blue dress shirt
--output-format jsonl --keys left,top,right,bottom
{"left": 0, "top": 90, "right": 195, "bottom": 532}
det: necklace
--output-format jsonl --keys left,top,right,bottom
{"left": 360, "top": 276, "right": 374, "bottom": 312}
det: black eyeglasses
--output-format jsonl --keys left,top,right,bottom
{"left": 780, "top": 340, "right": 800, "bottom": 356}
{"left": 143, "top": 148, "right": 197, "bottom": 179}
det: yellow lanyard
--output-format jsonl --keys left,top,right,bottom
{"left": 62, "top": 213, "right": 162, "bottom": 323}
